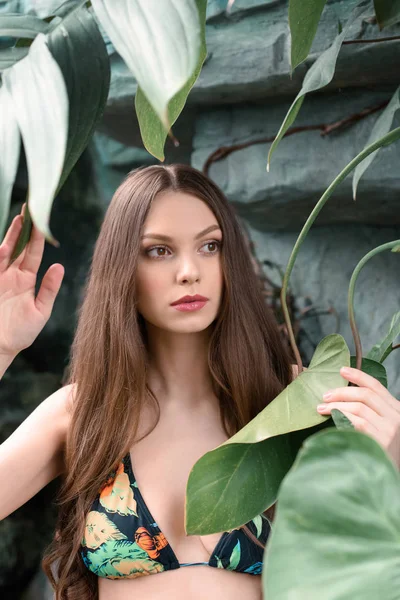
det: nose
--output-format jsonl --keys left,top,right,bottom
{"left": 176, "top": 254, "right": 200, "bottom": 285}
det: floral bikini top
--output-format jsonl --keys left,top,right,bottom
{"left": 80, "top": 453, "right": 271, "bottom": 579}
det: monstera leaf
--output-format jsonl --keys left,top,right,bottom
{"left": 185, "top": 334, "right": 350, "bottom": 535}
{"left": 263, "top": 429, "right": 400, "bottom": 599}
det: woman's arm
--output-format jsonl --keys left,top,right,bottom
{"left": 0, "top": 382, "right": 74, "bottom": 520}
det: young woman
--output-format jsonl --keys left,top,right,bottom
{"left": 0, "top": 164, "right": 398, "bottom": 600}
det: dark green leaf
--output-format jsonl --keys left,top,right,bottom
{"left": 289, "top": 0, "right": 327, "bottom": 71}
{"left": 331, "top": 408, "right": 354, "bottom": 429}
{"left": 263, "top": 429, "right": 400, "bottom": 599}
{"left": 374, "top": 0, "right": 400, "bottom": 29}
{"left": 350, "top": 356, "right": 388, "bottom": 387}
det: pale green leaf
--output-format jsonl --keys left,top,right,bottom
{"left": 0, "top": 84, "right": 20, "bottom": 240}
{"left": 289, "top": 0, "right": 327, "bottom": 71}
{"left": 91, "top": 0, "right": 201, "bottom": 131}
{"left": 0, "top": 47, "right": 29, "bottom": 71}
{"left": 263, "top": 429, "right": 400, "bottom": 599}
{"left": 0, "top": 14, "right": 49, "bottom": 38}
{"left": 253, "top": 515, "right": 263, "bottom": 539}
{"left": 374, "top": 0, "right": 400, "bottom": 29}
{"left": 185, "top": 334, "right": 350, "bottom": 534}
{"left": 3, "top": 33, "right": 69, "bottom": 245}
{"left": 267, "top": 1, "right": 369, "bottom": 171}
{"left": 392, "top": 244, "right": 400, "bottom": 253}
{"left": 353, "top": 86, "right": 400, "bottom": 200}
{"left": 367, "top": 312, "right": 400, "bottom": 364}
{"left": 135, "top": 0, "right": 207, "bottom": 161}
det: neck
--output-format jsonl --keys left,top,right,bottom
{"left": 144, "top": 323, "right": 216, "bottom": 409}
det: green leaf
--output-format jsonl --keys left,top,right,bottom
{"left": 350, "top": 355, "right": 388, "bottom": 388}
{"left": 353, "top": 86, "right": 400, "bottom": 200}
{"left": 91, "top": 0, "right": 202, "bottom": 132}
{"left": 0, "top": 14, "right": 50, "bottom": 38}
{"left": 331, "top": 408, "right": 354, "bottom": 430}
{"left": 289, "top": 0, "right": 327, "bottom": 71}
{"left": 185, "top": 334, "right": 350, "bottom": 535}
{"left": 3, "top": 33, "right": 69, "bottom": 245}
{"left": 374, "top": 0, "right": 400, "bottom": 29}
{"left": 0, "top": 84, "right": 21, "bottom": 240}
{"left": 267, "top": 1, "right": 369, "bottom": 171}
{"left": 263, "top": 429, "right": 400, "bottom": 599}
{"left": 0, "top": 47, "right": 29, "bottom": 71}
{"left": 392, "top": 244, "right": 400, "bottom": 253}
{"left": 135, "top": 0, "right": 207, "bottom": 161}
{"left": 367, "top": 312, "right": 400, "bottom": 364}
{"left": 46, "top": 2, "right": 110, "bottom": 194}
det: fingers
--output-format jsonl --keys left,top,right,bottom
{"left": 337, "top": 409, "right": 381, "bottom": 439}
{"left": 35, "top": 263, "right": 65, "bottom": 319}
{"left": 320, "top": 385, "right": 394, "bottom": 418}
{"left": 317, "top": 400, "right": 384, "bottom": 430}
{"left": 340, "top": 366, "right": 393, "bottom": 403}
{"left": 19, "top": 214, "right": 45, "bottom": 275}
{"left": 0, "top": 214, "right": 23, "bottom": 272}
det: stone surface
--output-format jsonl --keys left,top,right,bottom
{"left": 247, "top": 222, "right": 400, "bottom": 396}
{"left": 191, "top": 87, "right": 400, "bottom": 229}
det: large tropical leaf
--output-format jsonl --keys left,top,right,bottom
{"left": 0, "top": 14, "right": 50, "bottom": 38}
{"left": 289, "top": 0, "right": 327, "bottom": 71}
{"left": 91, "top": 0, "right": 202, "bottom": 132}
{"left": 0, "top": 84, "right": 20, "bottom": 240}
{"left": 135, "top": 0, "right": 207, "bottom": 161}
{"left": 374, "top": 0, "right": 400, "bottom": 29}
{"left": 10, "top": 1, "right": 110, "bottom": 259}
{"left": 263, "top": 429, "right": 400, "bottom": 600}
{"left": 46, "top": 1, "right": 110, "bottom": 193}
{"left": 353, "top": 86, "right": 400, "bottom": 200}
{"left": 0, "top": 47, "right": 29, "bottom": 71}
{"left": 267, "top": 0, "right": 369, "bottom": 171}
{"left": 367, "top": 312, "right": 400, "bottom": 364}
{"left": 185, "top": 334, "right": 350, "bottom": 535}
{"left": 3, "top": 33, "right": 69, "bottom": 245}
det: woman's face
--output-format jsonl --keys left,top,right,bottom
{"left": 136, "top": 190, "right": 224, "bottom": 333}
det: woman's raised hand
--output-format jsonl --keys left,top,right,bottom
{"left": 0, "top": 204, "right": 64, "bottom": 358}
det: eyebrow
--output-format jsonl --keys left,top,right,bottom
{"left": 141, "top": 224, "right": 221, "bottom": 242}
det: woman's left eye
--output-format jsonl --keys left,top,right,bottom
{"left": 145, "top": 240, "right": 221, "bottom": 259}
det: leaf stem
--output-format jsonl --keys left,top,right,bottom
{"left": 280, "top": 126, "right": 400, "bottom": 374}
{"left": 348, "top": 241, "right": 400, "bottom": 370}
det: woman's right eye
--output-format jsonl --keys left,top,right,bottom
{"left": 145, "top": 245, "right": 171, "bottom": 259}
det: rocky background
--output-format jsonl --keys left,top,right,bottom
{"left": 0, "top": 0, "right": 399, "bottom": 597}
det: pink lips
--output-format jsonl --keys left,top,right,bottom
{"left": 170, "top": 294, "right": 208, "bottom": 306}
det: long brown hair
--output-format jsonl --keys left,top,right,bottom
{"left": 42, "top": 164, "right": 293, "bottom": 599}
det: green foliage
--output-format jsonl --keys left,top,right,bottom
{"left": 185, "top": 335, "right": 350, "bottom": 534}
{"left": 374, "top": 0, "right": 400, "bottom": 29}
{"left": 367, "top": 312, "right": 400, "bottom": 363}
{"left": 263, "top": 429, "right": 400, "bottom": 599}
{"left": 289, "top": 0, "right": 327, "bottom": 71}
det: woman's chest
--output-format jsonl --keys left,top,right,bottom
{"left": 129, "top": 403, "right": 229, "bottom": 562}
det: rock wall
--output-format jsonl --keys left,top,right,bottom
{"left": 1, "top": 0, "right": 400, "bottom": 597}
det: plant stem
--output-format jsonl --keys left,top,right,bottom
{"left": 348, "top": 241, "right": 400, "bottom": 371}
{"left": 280, "top": 126, "right": 400, "bottom": 374}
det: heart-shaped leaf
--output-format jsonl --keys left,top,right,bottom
{"left": 91, "top": 0, "right": 202, "bottom": 132}
{"left": 0, "top": 14, "right": 50, "bottom": 38}
{"left": 185, "top": 334, "right": 350, "bottom": 535}
{"left": 367, "top": 312, "right": 400, "bottom": 364}
{"left": 135, "top": 0, "right": 207, "bottom": 161}
{"left": 374, "top": 0, "right": 400, "bottom": 29}
{"left": 263, "top": 429, "right": 400, "bottom": 599}
{"left": 289, "top": 0, "right": 327, "bottom": 71}
{"left": 350, "top": 355, "right": 388, "bottom": 387}
{"left": 353, "top": 86, "right": 400, "bottom": 200}
{"left": 0, "top": 84, "right": 21, "bottom": 240}
{"left": 3, "top": 33, "right": 69, "bottom": 245}
{"left": 267, "top": 0, "right": 369, "bottom": 171}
